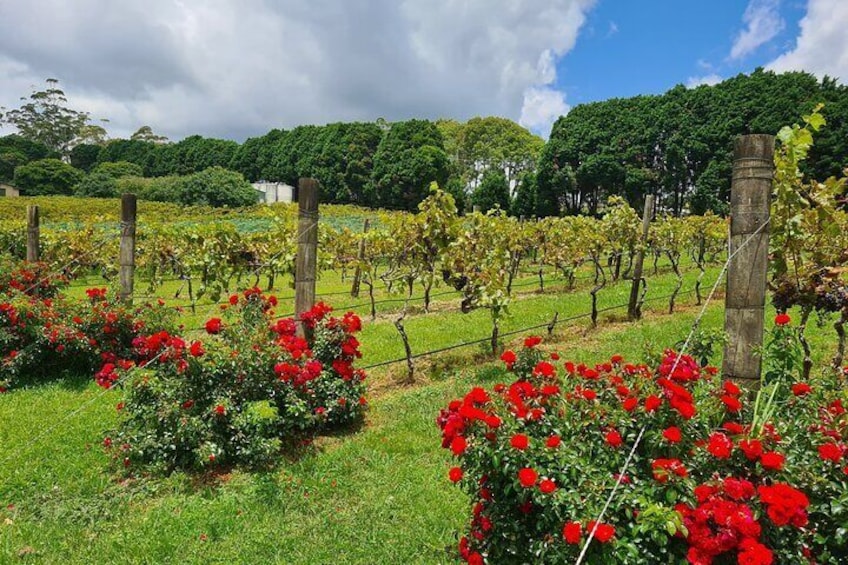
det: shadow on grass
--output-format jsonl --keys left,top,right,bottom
{"left": 12, "top": 366, "right": 95, "bottom": 393}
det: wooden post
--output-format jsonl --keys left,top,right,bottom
{"left": 627, "top": 195, "right": 654, "bottom": 320}
{"left": 295, "top": 178, "right": 319, "bottom": 336}
{"left": 350, "top": 218, "right": 370, "bottom": 298}
{"left": 26, "top": 205, "right": 39, "bottom": 262}
{"left": 722, "top": 134, "right": 774, "bottom": 390}
{"left": 119, "top": 194, "right": 137, "bottom": 303}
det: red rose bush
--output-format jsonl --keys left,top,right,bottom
{"left": 1, "top": 271, "right": 175, "bottom": 391}
{"left": 104, "top": 291, "right": 367, "bottom": 473}
{"left": 438, "top": 332, "right": 848, "bottom": 564}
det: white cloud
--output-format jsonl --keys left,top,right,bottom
{"left": 730, "top": 0, "right": 785, "bottom": 60}
{"left": 607, "top": 21, "right": 619, "bottom": 37}
{"left": 519, "top": 87, "right": 570, "bottom": 137}
{"left": 0, "top": 0, "right": 595, "bottom": 141}
{"left": 768, "top": 0, "right": 848, "bottom": 82}
{"left": 686, "top": 74, "right": 723, "bottom": 88}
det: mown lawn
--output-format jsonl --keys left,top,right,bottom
{"left": 0, "top": 262, "right": 840, "bottom": 563}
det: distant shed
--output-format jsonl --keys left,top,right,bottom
{"left": 0, "top": 183, "right": 20, "bottom": 197}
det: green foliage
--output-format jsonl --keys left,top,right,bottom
{"left": 96, "top": 139, "right": 157, "bottom": 174}
{"left": 472, "top": 168, "right": 510, "bottom": 213}
{"left": 0, "top": 78, "right": 97, "bottom": 156}
{"left": 511, "top": 172, "right": 537, "bottom": 218}
{"left": 74, "top": 171, "right": 119, "bottom": 198}
{"left": 12, "top": 158, "right": 84, "bottom": 195}
{"left": 175, "top": 166, "right": 258, "bottom": 207}
{"left": 69, "top": 143, "right": 102, "bottom": 172}
{"left": 369, "top": 119, "right": 450, "bottom": 210}
{"left": 539, "top": 69, "right": 848, "bottom": 216}
{"left": 130, "top": 125, "right": 169, "bottom": 144}
{"left": 0, "top": 134, "right": 54, "bottom": 182}
{"left": 92, "top": 160, "right": 144, "bottom": 179}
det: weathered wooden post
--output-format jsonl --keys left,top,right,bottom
{"left": 350, "top": 218, "right": 370, "bottom": 298}
{"left": 26, "top": 205, "right": 39, "bottom": 262}
{"left": 627, "top": 194, "right": 654, "bottom": 320}
{"left": 119, "top": 194, "right": 137, "bottom": 303}
{"left": 722, "top": 134, "right": 774, "bottom": 389}
{"left": 295, "top": 178, "right": 319, "bottom": 337}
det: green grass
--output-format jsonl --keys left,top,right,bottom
{"left": 0, "top": 261, "right": 842, "bottom": 563}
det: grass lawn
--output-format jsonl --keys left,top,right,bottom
{"left": 0, "top": 260, "right": 841, "bottom": 563}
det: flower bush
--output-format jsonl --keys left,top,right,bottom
{"left": 438, "top": 326, "right": 848, "bottom": 564}
{"left": 1, "top": 285, "right": 175, "bottom": 391}
{"left": 103, "top": 293, "right": 367, "bottom": 473}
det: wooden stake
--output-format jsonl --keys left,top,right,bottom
{"left": 295, "top": 178, "right": 319, "bottom": 337}
{"left": 722, "top": 134, "right": 774, "bottom": 390}
{"left": 628, "top": 195, "right": 654, "bottom": 320}
{"left": 119, "top": 194, "right": 137, "bottom": 303}
{"left": 26, "top": 205, "right": 39, "bottom": 262}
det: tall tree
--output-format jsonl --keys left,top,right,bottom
{"left": 0, "top": 78, "right": 102, "bottom": 157}
{"left": 369, "top": 119, "right": 450, "bottom": 210}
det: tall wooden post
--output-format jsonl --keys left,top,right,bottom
{"left": 119, "top": 194, "right": 137, "bottom": 303}
{"left": 627, "top": 195, "right": 654, "bottom": 320}
{"left": 350, "top": 218, "right": 370, "bottom": 298}
{"left": 722, "top": 134, "right": 774, "bottom": 389}
{"left": 295, "top": 178, "right": 319, "bottom": 336}
{"left": 26, "top": 205, "right": 39, "bottom": 262}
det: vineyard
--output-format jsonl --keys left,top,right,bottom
{"left": 2, "top": 116, "right": 848, "bottom": 564}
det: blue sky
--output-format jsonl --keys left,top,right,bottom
{"left": 559, "top": 0, "right": 808, "bottom": 105}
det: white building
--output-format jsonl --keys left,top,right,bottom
{"left": 252, "top": 182, "right": 295, "bottom": 204}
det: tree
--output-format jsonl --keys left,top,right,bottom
{"left": 511, "top": 172, "right": 537, "bottom": 218}
{"left": 69, "top": 143, "right": 102, "bottom": 172}
{"left": 472, "top": 168, "right": 510, "bottom": 212}
{"left": 74, "top": 171, "right": 119, "bottom": 198}
{"left": 174, "top": 166, "right": 258, "bottom": 207}
{"left": 0, "top": 79, "right": 101, "bottom": 156}
{"left": 92, "top": 161, "right": 144, "bottom": 179}
{"left": 0, "top": 135, "right": 54, "bottom": 182}
{"left": 369, "top": 119, "right": 450, "bottom": 210}
{"left": 456, "top": 116, "right": 544, "bottom": 187}
{"left": 97, "top": 139, "right": 157, "bottom": 175}
{"left": 13, "top": 158, "right": 84, "bottom": 195}
{"left": 130, "top": 126, "right": 169, "bottom": 144}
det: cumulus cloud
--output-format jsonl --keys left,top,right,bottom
{"left": 730, "top": 0, "right": 784, "bottom": 60}
{"left": 0, "top": 0, "right": 594, "bottom": 141}
{"left": 686, "top": 74, "right": 723, "bottom": 88}
{"left": 768, "top": 0, "right": 848, "bottom": 82}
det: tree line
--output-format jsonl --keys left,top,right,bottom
{"left": 2, "top": 69, "right": 847, "bottom": 213}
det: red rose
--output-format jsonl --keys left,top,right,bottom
{"left": 818, "top": 442, "right": 843, "bottom": 463}
{"left": 181, "top": 399, "right": 195, "bottom": 410}
{"left": 448, "top": 467, "right": 463, "bottom": 483}
{"left": 451, "top": 436, "right": 468, "bottom": 456}
{"left": 662, "top": 426, "right": 682, "bottom": 443}
{"left": 189, "top": 341, "right": 204, "bottom": 357}
{"left": 467, "top": 552, "right": 483, "bottom": 565}
{"left": 760, "top": 451, "right": 785, "bottom": 471}
{"left": 721, "top": 395, "right": 742, "bottom": 412}
{"left": 707, "top": 432, "right": 733, "bottom": 459}
{"left": 645, "top": 395, "right": 662, "bottom": 412}
{"left": 518, "top": 467, "right": 538, "bottom": 487}
{"left": 588, "top": 521, "right": 615, "bottom": 543}
{"left": 791, "top": 383, "right": 812, "bottom": 396}
{"left": 500, "top": 350, "right": 516, "bottom": 366}
{"left": 739, "top": 438, "right": 764, "bottom": 460}
{"left": 511, "top": 434, "right": 529, "bottom": 450}
{"left": 546, "top": 435, "right": 561, "bottom": 449}
{"left": 539, "top": 478, "right": 556, "bottom": 494}
{"left": 524, "top": 336, "right": 542, "bottom": 348}
{"left": 214, "top": 404, "right": 226, "bottom": 416}
{"left": 563, "top": 521, "right": 582, "bottom": 544}
{"left": 775, "top": 313, "right": 791, "bottom": 326}
{"left": 622, "top": 397, "right": 638, "bottom": 412}
{"left": 605, "top": 430, "right": 623, "bottom": 448}
{"left": 205, "top": 318, "right": 223, "bottom": 334}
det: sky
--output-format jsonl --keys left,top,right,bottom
{"left": 0, "top": 0, "right": 846, "bottom": 142}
